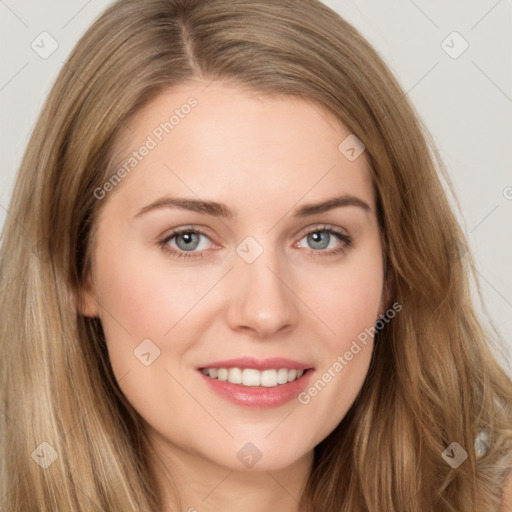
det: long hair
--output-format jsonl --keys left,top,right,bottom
{"left": 1, "top": 0, "right": 511, "bottom": 510}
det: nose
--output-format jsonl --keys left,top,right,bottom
{"left": 225, "top": 248, "right": 298, "bottom": 339}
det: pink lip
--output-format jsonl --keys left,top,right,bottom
{"left": 197, "top": 357, "right": 313, "bottom": 371}
{"left": 198, "top": 367, "right": 315, "bottom": 409}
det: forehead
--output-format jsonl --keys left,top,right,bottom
{"left": 105, "top": 80, "right": 374, "bottom": 214}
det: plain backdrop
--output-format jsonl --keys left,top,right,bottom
{"left": 1, "top": 0, "right": 511, "bottom": 373}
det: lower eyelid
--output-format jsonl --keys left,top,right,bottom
{"left": 295, "top": 231, "right": 351, "bottom": 253}
{"left": 160, "top": 227, "right": 352, "bottom": 258}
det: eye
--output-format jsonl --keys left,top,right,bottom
{"left": 158, "top": 224, "right": 353, "bottom": 260}
{"left": 159, "top": 227, "right": 215, "bottom": 260}
{"left": 295, "top": 225, "right": 352, "bottom": 258}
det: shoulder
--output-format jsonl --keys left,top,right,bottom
{"left": 502, "top": 472, "right": 512, "bottom": 512}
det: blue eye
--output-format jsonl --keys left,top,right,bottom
{"left": 160, "top": 228, "right": 213, "bottom": 260}
{"left": 159, "top": 225, "right": 352, "bottom": 260}
{"left": 297, "top": 228, "right": 351, "bottom": 254}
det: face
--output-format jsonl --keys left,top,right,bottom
{"left": 81, "top": 80, "right": 387, "bottom": 473}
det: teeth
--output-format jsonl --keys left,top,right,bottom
{"left": 202, "top": 367, "right": 306, "bottom": 387}
{"left": 228, "top": 368, "right": 242, "bottom": 384}
{"left": 277, "top": 368, "right": 289, "bottom": 384}
{"left": 243, "top": 369, "right": 260, "bottom": 386}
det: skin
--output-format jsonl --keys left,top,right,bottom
{"left": 79, "top": 79, "right": 390, "bottom": 512}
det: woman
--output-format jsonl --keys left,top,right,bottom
{"left": 1, "top": 0, "right": 511, "bottom": 510}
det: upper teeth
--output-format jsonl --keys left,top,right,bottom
{"left": 201, "top": 367, "right": 305, "bottom": 387}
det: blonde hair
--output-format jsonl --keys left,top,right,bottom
{"left": 1, "top": 0, "right": 511, "bottom": 510}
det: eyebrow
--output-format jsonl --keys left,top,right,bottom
{"left": 133, "top": 194, "right": 371, "bottom": 220}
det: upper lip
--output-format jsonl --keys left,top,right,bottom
{"left": 198, "top": 357, "right": 314, "bottom": 371}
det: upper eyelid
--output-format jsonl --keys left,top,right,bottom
{"left": 161, "top": 226, "right": 214, "bottom": 244}
{"left": 161, "top": 224, "right": 350, "bottom": 247}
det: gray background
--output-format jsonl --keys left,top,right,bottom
{"left": 1, "top": 0, "right": 511, "bottom": 373}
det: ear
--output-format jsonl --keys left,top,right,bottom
{"left": 71, "top": 276, "right": 100, "bottom": 318}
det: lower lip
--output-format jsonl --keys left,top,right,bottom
{"left": 198, "top": 369, "right": 315, "bottom": 408}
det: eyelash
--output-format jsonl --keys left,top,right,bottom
{"left": 158, "top": 225, "right": 353, "bottom": 260}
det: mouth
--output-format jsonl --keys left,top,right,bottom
{"left": 199, "top": 367, "right": 311, "bottom": 387}
{"left": 196, "top": 358, "right": 315, "bottom": 408}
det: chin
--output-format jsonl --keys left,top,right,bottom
{"left": 203, "top": 439, "right": 312, "bottom": 472}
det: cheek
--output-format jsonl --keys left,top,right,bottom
{"left": 91, "top": 247, "right": 212, "bottom": 426}
{"left": 93, "top": 243, "right": 213, "bottom": 338}
{"left": 305, "top": 253, "right": 384, "bottom": 351}
{"left": 293, "top": 250, "right": 383, "bottom": 432}
{"left": 333, "top": 267, "right": 382, "bottom": 340}
{"left": 91, "top": 238, "right": 214, "bottom": 387}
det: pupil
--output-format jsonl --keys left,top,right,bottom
{"left": 309, "top": 231, "right": 329, "bottom": 249}
{"left": 177, "top": 232, "right": 198, "bottom": 250}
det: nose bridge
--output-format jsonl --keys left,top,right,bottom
{"left": 227, "top": 236, "right": 297, "bottom": 337}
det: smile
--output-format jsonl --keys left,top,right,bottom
{"left": 201, "top": 367, "right": 305, "bottom": 387}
